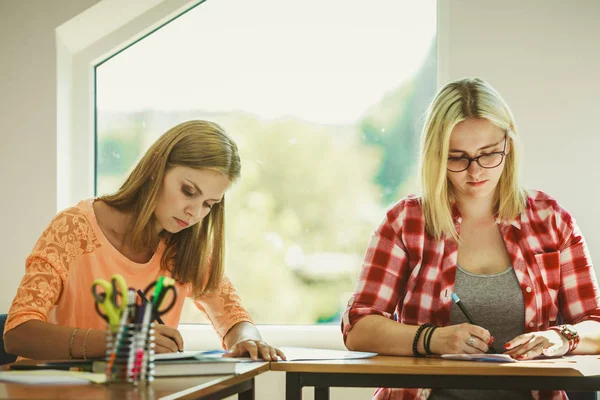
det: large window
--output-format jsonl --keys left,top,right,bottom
{"left": 95, "top": 0, "right": 437, "bottom": 324}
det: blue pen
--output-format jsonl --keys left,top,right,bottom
{"left": 451, "top": 293, "right": 497, "bottom": 353}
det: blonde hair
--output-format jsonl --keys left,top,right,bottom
{"left": 100, "top": 120, "right": 241, "bottom": 296}
{"left": 419, "top": 77, "right": 527, "bottom": 240}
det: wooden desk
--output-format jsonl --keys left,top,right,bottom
{"left": 270, "top": 355, "right": 600, "bottom": 400}
{"left": 0, "top": 362, "right": 268, "bottom": 399}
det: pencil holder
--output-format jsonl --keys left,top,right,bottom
{"left": 105, "top": 323, "right": 155, "bottom": 384}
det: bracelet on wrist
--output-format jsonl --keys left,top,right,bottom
{"left": 82, "top": 328, "right": 92, "bottom": 360}
{"left": 549, "top": 324, "right": 579, "bottom": 353}
{"left": 68, "top": 328, "right": 80, "bottom": 359}
{"left": 412, "top": 323, "right": 433, "bottom": 357}
{"left": 424, "top": 326, "right": 438, "bottom": 355}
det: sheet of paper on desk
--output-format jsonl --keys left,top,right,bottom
{"left": 441, "top": 353, "right": 516, "bottom": 363}
{"left": 153, "top": 350, "right": 252, "bottom": 362}
{"left": 0, "top": 370, "right": 106, "bottom": 384}
{"left": 277, "top": 347, "right": 377, "bottom": 361}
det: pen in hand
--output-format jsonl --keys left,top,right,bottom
{"left": 137, "top": 288, "right": 183, "bottom": 352}
{"left": 451, "top": 293, "right": 497, "bottom": 353}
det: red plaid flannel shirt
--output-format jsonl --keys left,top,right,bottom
{"left": 342, "top": 190, "right": 600, "bottom": 400}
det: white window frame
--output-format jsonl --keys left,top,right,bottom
{"left": 56, "top": 0, "right": 348, "bottom": 350}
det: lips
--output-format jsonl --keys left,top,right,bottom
{"left": 467, "top": 180, "right": 487, "bottom": 186}
{"left": 174, "top": 218, "right": 190, "bottom": 228}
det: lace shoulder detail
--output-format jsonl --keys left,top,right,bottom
{"left": 28, "top": 206, "right": 101, "bottom": 281}
{"left": 4, "top": 260, "right": 65, "bottom": 334}
{"left": 5, "top": 205, "right": 102, "bottom": 334}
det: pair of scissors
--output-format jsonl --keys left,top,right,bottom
{"left": 141, "top": 276, "right": 177, "bottom": 323}
{"left": 92, "top": 274, "right": 129, "bottom": 326}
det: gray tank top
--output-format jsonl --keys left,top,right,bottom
{"left": 428, "top": 265, "right": 531, "bottom": 400}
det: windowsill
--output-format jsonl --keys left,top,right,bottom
{"left": 179, "top": 324, "right": 346, "bottom": 351}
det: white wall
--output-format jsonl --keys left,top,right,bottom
{"left": 438, "top": 0, "right": 600, "bottom": 276}
{"left": 1, "top": 1, "right": 599, "bottom": 399}
{"left": 0, "top": 0, "right": 101, "bottom": 311}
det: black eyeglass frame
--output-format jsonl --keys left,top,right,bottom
{"left": 446, "top": 136, "right": 508, "bottom": 173}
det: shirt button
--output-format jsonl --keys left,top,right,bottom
{"left": 529, "top": 322, "right": 535, "bottom": 327}
{"left": 526, "top": 286, "right": 532, "bottom": 293}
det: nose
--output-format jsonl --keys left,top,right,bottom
{"left": 185, "top": 203, "right": 200, "bottom": 220}
{"left": 185, "top": 201, "right": 209, "bottom": 220}
{"left": 467, "top": 159, "right": 483, "bottom": 177}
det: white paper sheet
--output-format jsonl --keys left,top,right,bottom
{"left": 441, "top": 353, "right": 516, "bottom": 363}
{"left": 277, "top": 347, "right": 377, "bottom": 361}
{"left": 0, "top": 370, "right": 106, "bottom": 384}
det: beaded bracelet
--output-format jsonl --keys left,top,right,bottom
{"left": 82, "top": 328, "right": 92, "bottom": 360}
{"left": 412, "top": 323, "right": 433, "bottom": 357}
{"left": 424, "top": 326, "right": 438, "bottom": 355}
{"left": 68, "top": 328, "right": 80, "bottom": 359}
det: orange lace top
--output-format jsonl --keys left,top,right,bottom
{"left": 3, "top": 199, "right": 252, "bottom": 347}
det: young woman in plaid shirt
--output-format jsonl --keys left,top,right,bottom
{"left": 342, "top": 78, "right": 600, "bottom": 400}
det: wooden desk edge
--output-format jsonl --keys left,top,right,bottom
{"left": 269, "top": 357, "right": 594, "bottom": 378}
{"left": 161, "top": 362, "right": 269, "bottom": 399}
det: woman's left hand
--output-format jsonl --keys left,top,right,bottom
{"left": 223, "top": 338, "right": 287, "bottom": 361}
{"left": 504, "top": 330, "right": 569, "bottom": 360}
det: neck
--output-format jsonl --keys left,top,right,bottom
{"left": 455, "top": 192, "right": 496, "bottom": 222}
{"left": 113, "top": 208, "right": 161, "bottom": 251}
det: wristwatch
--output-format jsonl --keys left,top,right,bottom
{"left": 549, "top": 324, "right": 579, "bottom": 353}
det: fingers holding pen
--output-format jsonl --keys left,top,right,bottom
{"left": 153, "top": 325, "right": 184, "bottom": 353}
{"left": 430, "top": 323, "right": 491, "bottom": 354}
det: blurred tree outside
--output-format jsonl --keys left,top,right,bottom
{"left": 359, "top": 41, "right": 437, "bottom": 205}
{"left": 96, "top": 40, "right": 437, "bottom": 325}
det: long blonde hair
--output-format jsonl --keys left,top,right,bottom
{"left": 100, "top": 120, "right": 241, "bottom": 296}
{"left": 420, "top": 77, "right": 527, "bottom": 240}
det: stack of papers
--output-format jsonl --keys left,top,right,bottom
{"left": 94, "top": 350, "right": 255, "bottom": 377}
{"left": 0, "top": 370, "right": 106, "bottom": 384}
{"left": 153, "top": 347, "right": 378, "bottom": 362}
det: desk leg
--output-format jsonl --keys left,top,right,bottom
{"left": 238, "top": 377, "right": 255, "bottom": 400}
{"left": 286, "top": 372, "right": 302, "bottom": 400}
{"left": 315, "top": 386, "right": 330, "bottom": 400}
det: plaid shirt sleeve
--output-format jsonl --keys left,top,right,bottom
{"left": 342, "top": 200, "right": 411, "bottom": 342}
{"left": 555, "top": 208, "right": 600, "bottom": 324}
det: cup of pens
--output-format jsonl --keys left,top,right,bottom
{"left": 104, "top": 305, "right": 155, "bottom": 384}
{"left": 93, "top": 274, "right": 178, "bottom": 384}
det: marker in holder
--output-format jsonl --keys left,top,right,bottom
{"left": 105, "top": 321, "right": 155, "bottom": 384}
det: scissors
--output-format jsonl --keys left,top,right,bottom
{"left": 141, "top": 276, "right": 177, "bottom": 323}
{"left": 92, "top": 274, "right": 129, "bottom": 326}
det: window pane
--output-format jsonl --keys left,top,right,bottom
{"left": 96, "top": 0, "right": 437, "bottom": 324}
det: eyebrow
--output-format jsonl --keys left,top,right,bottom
{"left": 449, "top": 138, "right": 504, "bottom": 154}
{"left": 184, "top": 180, "right": 222, "bottom": 202}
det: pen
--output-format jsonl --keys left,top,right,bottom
{"left": 451, "top": 293, "right": 498, "bottom": 353}
{"left": 137, "top": 289, "right": 165, "bottom": 325}
{"left": 137, "top": 288, "right": 182, "bottom": 352}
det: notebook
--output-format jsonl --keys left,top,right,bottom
{"left": 93, "top": 352, "right": 255, "bottom": 377}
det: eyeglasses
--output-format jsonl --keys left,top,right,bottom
{"left": 447, "top": 136, "right": 507, "bottom": 173}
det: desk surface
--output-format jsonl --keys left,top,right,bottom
{"left": 0, "top": 362, "right": 269, "bottom": 399}
{"left": 271, "top": 355, "right": 600, "bottom": 377}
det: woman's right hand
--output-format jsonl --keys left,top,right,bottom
{"left": 153, "top": 325, "right": 184, "bottom": 353}
{"left": 429, "top": 323, "right": 492, "bottom": 354}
